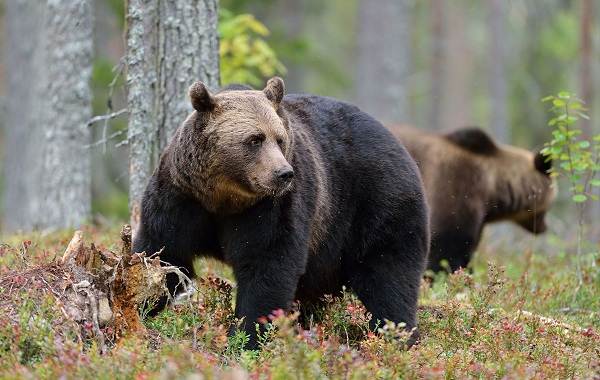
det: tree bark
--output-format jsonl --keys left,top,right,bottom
{"left": 126, "top": 0, "right": 159, "bottom": 231}
{"left": 126, "top": 0, "right": 220, "bottom": 231}
{"left": 579, "top": 0, "right": 593, "bottom": 137}
{"left": 429, "top": 0, "right": 446, "bottom": 131}
{"left": 39, "top": 0, "right": 94, "bottom": 229}
{"left": 488, "top": 0, "right": 509, "bottom": 143}
{"left": 355, "top": 0, "right": 411, "bottom": 124}
{"left": 3, "top": 0, "right": 45, "bottom": 231}
{"left": 156, "top": 0, "right": 220, "bottom": 149}
{"left": 579, "top": 0, "right": 597, "bottom": 227}
{"left": 3, "top": 0, "right": 93, "bottom": 231}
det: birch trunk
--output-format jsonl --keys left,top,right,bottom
{"left": 126, "top": 0, "right": 220, "bottom": 231}
{"left": 355, "top": 0, "right": 411, "bottom": 124}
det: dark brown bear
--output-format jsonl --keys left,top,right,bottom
{"left": 388, "top": 125, "right": 555, "bottom": 273}
{"left": 133, "top": 78, "right": 430, "bottom": 349}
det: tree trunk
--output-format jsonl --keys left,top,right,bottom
{"left": 3, "top": 0, "right": 45, "bottom": 231}
{"left": 579, "top": 0, "right": 597, "bottom": 228}
{"left": 156, "top": 0, "right": 220, "bottom": 149}
{"left": 488, "top": 0, "right": 509, "bottom": 143}
{"left": 355, "top": 0, "right": 411, "bottom": 124}
{"left": 126, "top": 0, "right": 220, "bottom": 231}
{"left": 579, "top": 0, "right": 593, "bottom": 137}
{"left": 429, "top": 0, "right": 446, "bottom": 131}
{"left": 39, "top": 0, "right": 94, "bottom": 229}
{"left": 126, "top": 0, "right": 159, "bottom": 232}
{"left": 3, "top": 0, "right": 93, "bottom": 231}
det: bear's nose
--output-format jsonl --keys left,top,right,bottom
{"left": 275, "top": 168, "right": 294, "bottom": 183}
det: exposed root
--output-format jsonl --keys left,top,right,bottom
{"left": 0, "top": 225, "right": 184, "bottom": 354}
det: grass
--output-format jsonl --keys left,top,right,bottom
{"left": 0, "top": 225, "right": 598, "bottom": 379}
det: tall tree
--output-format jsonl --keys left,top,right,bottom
{"left": 427, "top": 0, "right": 473, "bottom": 132}
{"left": 429, "top": 0, "right": 447, "bottom": 131}
{"left": 579, "top": 0, "right": 593, "bottom": 137}
{"left": 3, "top": 0, "right": 44, "bottom": 231}
{"left": 579, "top": 0, "right": 597, "bottom": 225}
{"left": 440, "top": 2, "right": 473, "bottom": 132}
{"left": 3, "top": 0, "right": 93, "bottom": 231}
{"left": 126, "top": 0, "right": 220, "bottom": 230}
{"left": 487, "top": 0, "right": 509, "bottom": 143}
{"left": 355, "top": 0, "right": 411, "bottom": 124}
{"left": 40, "top": 0, "right": 94, "bottom": 229}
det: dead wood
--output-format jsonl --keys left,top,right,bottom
{"left": 0, "top": 225, "right": 191, "bottom": 354}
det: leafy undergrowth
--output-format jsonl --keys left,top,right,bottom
{"left": 0, "top": 226, "right": 598, "bottom": 379}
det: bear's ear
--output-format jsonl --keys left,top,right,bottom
{"left": 445, "top": 127, "right": 499, "bottom": 155}
{"left": 534, "top": 150, "right": 552, "bottom": 175}
{"left": 188, "top": 81, "right": 216, "bottom": 112}
{"left": 263, "top": 77, "right": 285, "bottom": 108}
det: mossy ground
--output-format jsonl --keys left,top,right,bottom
{"left": 0, "top": 225, "right": 598, "bottom": 379}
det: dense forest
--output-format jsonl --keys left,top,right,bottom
{"left": 0, "top": 1, "right": 598, "bottom": 378}
{"left": 0, "top": 0, "right": 598, "bottom": 232}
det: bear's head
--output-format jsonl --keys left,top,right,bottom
{"left": 446, "top": 128, "right": 556, "bottom": 233}
{"left": 168, "top": 77, "right": 294, "bottom": 214}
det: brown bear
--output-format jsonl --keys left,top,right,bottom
{"left": 133, "top": 78, "right": 430, "bottom": 349}
{"left": 388, "top": 125, "right": 555, "bottom": 273}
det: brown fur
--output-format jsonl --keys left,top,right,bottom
{"left": 164, "top": 80, "right": 331, "bottom": 251}
{"left": 134, "top": 79, "right": 431, "bottom": 348}
{"left": 388, "top": 125, "right": 556, "bottom": 271}
{"left": 292, "top": 124, "right": 331, "bottom": 252}
{"left": 166, "top": 83, "right": 294, "bottom": 215}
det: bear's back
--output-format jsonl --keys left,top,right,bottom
{"left": 282, "top": 94, "right": 418, "bottom": 181}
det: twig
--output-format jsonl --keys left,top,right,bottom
{"left": 160, "top": 263, "right": 194, "bottom": 301}
{"left": 86, "top": 108, "right": 128, "bottom": 127}
{"left": 87, "top": 58, "right": 127, "bottom": 153}
{"left": 85, "top": 288, "right": 108, "bottom": 354}
{"left": 84, "top": 129, "right": 127, "bottom": 149}
{"left": 519, "top": 310, "right": 584, "bottom": 334}
{"left": 102, "top": 59, "right": 126, "bottom": 153}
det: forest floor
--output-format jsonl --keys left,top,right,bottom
{"left": 0, "top": 225, "right": 598, "bottom": 379}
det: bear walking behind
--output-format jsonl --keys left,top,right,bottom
{"left": 388, "top": 125, "right": 555, "bottom": 273}
{"left": 133, "top": 78, "right": 430, "bottom": 348}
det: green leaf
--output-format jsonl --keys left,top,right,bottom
{"left": 552, "top": 99, "right": 566, "bottom": 107}
{"left": 557, "top": 91, "right": 571, "bottom": 99}
{"left": 572, "top": 194, "right": 587, "bottom": 203}
{"left": 591, "top": 179, "right": 600, "bottom": 187}
{"left": 541, "top": 96, "right": 554, "bottom": 102}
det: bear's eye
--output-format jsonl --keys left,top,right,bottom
{"left": 247, "top": 134, "right": 264, "bottom": 147}
{"left": 276, "top": 137, "right": 284, "bottom": 147}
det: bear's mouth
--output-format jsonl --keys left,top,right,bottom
{"left": 252, "top": 180, "right": 294, "bottom": 198}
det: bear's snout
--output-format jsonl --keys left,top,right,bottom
{"left": 275, "top": 167, "right": 294, "bottom": 182}
{"left": 274, "top": 166, "right": 294, "bottom": 189}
